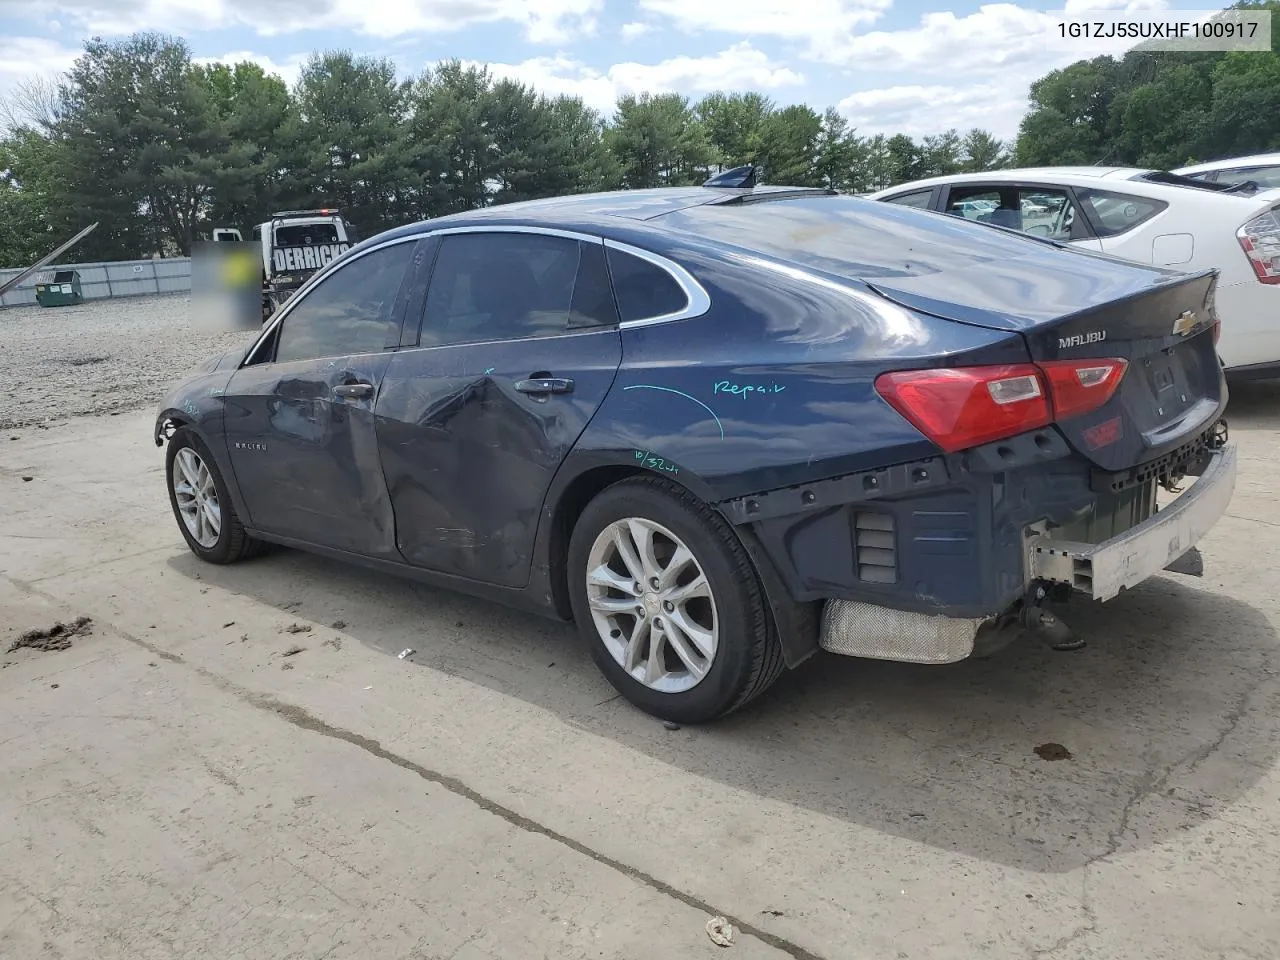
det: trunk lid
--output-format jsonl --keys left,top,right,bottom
{"left": 867, "top": 267, "right": 1225, "bottom": 473}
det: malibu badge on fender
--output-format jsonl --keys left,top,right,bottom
{"left": 272, "top": 243, "right": 350, "bottom": 273}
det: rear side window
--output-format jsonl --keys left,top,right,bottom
{"left": 883, "top": 189, "right": 933, "bottom": 209}
{"left": 421, "top": 232, "right": 581, "bottom": 347}
{"left": 1076, "top": 189, "right": 1168, "bottom": 238}
{"left": 605, "top": 248, "right": 688, "bottom": 322}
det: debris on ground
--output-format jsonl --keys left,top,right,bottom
{"left": 761, "top": 910, "right": 784, "bottom": 917}
{"left": 282, "top": 662, "right": 294, "bottom": 670}
{"left": 282, "top": 645, "right": 306, "bottom": 657}
{"left": 331, "top": 620, "right": 347, "bottom": 630}
{"left": 21, "top": 476, "right": 33, "bottom": 482}
{"left": 663, "top": 720, "right": 681, "bottom": 731}
{"left": 398, "top": 648, "right": 415, "bottom": 660}
{"left": 323, "top": 638, "right": 342, "bottom": 651}
{"left": 8, "top": 616, "right": 93, "bottom": 653}
{"left": 1034, "top": 742, "right": 1073, "bottom": 761}
{"left": 222, "top": 621, "right": 235, "bottom": 628}
{"left": 283, "top": 623, "right": 311, "bottom": 634}
{"left": 706, "top": 916, "right": 735, "bottom": 947}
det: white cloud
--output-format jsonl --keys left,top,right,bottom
{"left": 0, "top": 36, "right": 78, "bottom": 125}
{"left": 832, "top": 0, "right": 1221, "bottom": 140}
{"left": 620, "top": 21, "right": 651, "bottom": 40}
{"left": 0, "top": 0, "right": 602, "bottom": 42}
{"left": 467, "top": 42, "right": 804, "bottom": 116}
{"left": 193, "top": 51, "right": 310, "bottom": 90}
{"left": 639, "top": 0, "right": 892, "bottom": 59}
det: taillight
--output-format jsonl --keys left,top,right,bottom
{"left": 875, "top": 359, "right": 1128, "bottom": 453}
{"left": 1238, "top": 209, "right": 1280, "bottom": 285}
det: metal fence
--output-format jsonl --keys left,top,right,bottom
{"left": 0, "top": 257, "right": 191, "bottom": 308}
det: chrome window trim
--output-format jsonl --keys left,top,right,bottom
{"left": 241, "top": 223, "right": 712, "bottom": 366}
{"left": 603, "top": 237, "right": 711, "bottom": 328}
{"left": 243, "top": 232, "right": 425, "bottom": 366}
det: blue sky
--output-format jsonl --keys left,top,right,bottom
{"left": 0, "top": 0, "right": 1240, "bottom": 141}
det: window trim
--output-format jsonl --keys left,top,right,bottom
{"left": 878, "top": 187, "right": 939, "bottom": 210}
{"left": 243, "top": 224, "right": 713, "bottom": 366}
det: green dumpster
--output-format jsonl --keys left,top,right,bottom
{"left": 34, "top": 270, "right": 84, "bottom": 307}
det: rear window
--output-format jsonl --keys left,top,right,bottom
{"left": 1076, "top": 189, "right": 1168, "bottom": 238}
{"left": 658, "top": 194, "right": 1069, "bottom": 280}
{"left": 275, "top": 223, "right": 340, "bottom": 246}
{"left": 1214, "top": 165, "right": 1280, "bottom": 190}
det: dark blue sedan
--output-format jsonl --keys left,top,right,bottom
{"left": 156, "top": 174, "right": 1238, "bottom": 723}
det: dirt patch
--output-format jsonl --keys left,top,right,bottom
{"left": 1034, "top": 742, "right": 1073, "bottom": 762}
{"left": 8, "top": 616, "right": 93, "bottom": 653}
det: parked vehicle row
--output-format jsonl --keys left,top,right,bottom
{"left": 156, "top": 169, "right": 1237, "bottom": 722}
{"left": 869, "top": 166, "right": 1280, "bottom": 380}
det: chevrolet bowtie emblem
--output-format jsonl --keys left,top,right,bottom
{"left": 1172, "top": 310, "right": 1198, "bottom": 337}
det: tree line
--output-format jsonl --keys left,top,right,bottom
{"left": 0, "top": 32, "right": 1013, "bottom": 267}
{"left": 1, "top": 0, "right": 1277, "bottom": 268}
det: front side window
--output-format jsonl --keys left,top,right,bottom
{"left": 420, "top": 232, "right": 582, "bottom": 347}
{"left": 273, "top": 241, "right": 415, "bottom": 364}
{"left": 1076, "top": 189, "right": 1168, "bottom": 238}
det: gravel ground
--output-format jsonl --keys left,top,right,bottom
{"left": 0, "top": 294, "right": 254, "bottom": 430}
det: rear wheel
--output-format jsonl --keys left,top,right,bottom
{"left": 567, "top": 476, "right": 785, "bottom": 723}
{"left": 166, "top": 428, "right": 260, "bottom": 564}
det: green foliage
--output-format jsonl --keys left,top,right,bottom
{"left": 1017, "top": 0, "right": 1280, "bottom": 165}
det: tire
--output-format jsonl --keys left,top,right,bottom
{"left": 566, "top": 475, "right": 786, "bottom": 723}
{"left": 165, "top": 427, "right": 261, "bottom": 564}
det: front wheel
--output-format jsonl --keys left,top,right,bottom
{"left": 165, "top": 428, "right": 261, "bottom": 564}
{"left": 567, "top": 476, "right": 785, "bottom": 723}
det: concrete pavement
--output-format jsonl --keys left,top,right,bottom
{"left": 3, "top": 380, "right": 1280, "bottom": 959}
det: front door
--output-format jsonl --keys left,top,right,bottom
{"left": 223, "top": 237, "right": 421, "bottom": 557}
{"left": 376, "top": 229, "right": 624, "bottom": 587}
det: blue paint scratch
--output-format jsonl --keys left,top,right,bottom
{"left": 623, "top": 384, "right": 724, "bottom": 440}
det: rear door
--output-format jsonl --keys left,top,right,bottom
{"left": 375, "top": 228, "right": 623, "bottom": 587}
{"left": 940, "top": 182, "right": 1104, "bottom": 251}
{"left": 223, "top": 237, "right": 422, "bottom": 557}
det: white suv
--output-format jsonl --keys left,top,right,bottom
{"left": 869, "top": 167, "right": 1280, "bottom": 379}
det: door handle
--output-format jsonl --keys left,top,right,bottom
{"left": 333, "top": 381, "right": 374, "bottom": 400}
{"left": 514, "top": 376, "right": 574, "bottom": 396}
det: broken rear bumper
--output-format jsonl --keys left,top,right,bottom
{"left": 1027, "top": 441, "right": 1237, "bottom": 602}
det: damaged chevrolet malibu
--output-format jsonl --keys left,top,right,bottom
{"left": 155, "top": 167, "right": 1238, "bottom": 724}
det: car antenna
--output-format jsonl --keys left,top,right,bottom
{"left": 703, "top": 164, "right": 758, "bottom": 189}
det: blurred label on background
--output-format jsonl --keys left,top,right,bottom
{"left": 192, "top": 241, "right": 262, "bottom": 331}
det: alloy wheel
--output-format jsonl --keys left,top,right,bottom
{"left": 585, "top": 517, "right": 719, "bottom": 693}
{"left": 172, "top": 447, "right": 222, "bottom": 549}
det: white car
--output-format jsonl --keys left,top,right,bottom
{"left": 869, "top": 167, "right": 1280, "bottom": 379}
{"left": 1175, "top": 153, "right": 1280, "bottom": 192}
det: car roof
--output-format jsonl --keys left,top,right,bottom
{"left": 1174, "top": 153, "right": 1280, "bottom": 175}
{"left": 365, "top": 185, "right": 836, "bottom": 246}
{"left": 871, "top": 167, "right": 1156, "bottom": 193}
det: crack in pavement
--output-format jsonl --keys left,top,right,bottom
{"left": 4, "top": 577, "right": 825, "bottom": 960}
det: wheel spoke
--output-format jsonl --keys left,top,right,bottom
{"left": 589, "top": 593, "right": 640, "bottom": 615}
{"left": 663, "top": 619, "right": 709, "bottom": 679}
{"left": 626, "top": 518, "right": 662, "bottom": 581}
{"left": 644, "top": 627, "right": 668, "bottom": 685}
{"left": 667, "top": 607, "right": 715, "bottom": 661}
{"left": 624, "top": 618, "right": 650, "bottom": 674}
{"left": 658, "top": 544, "right": 696, "bottom": 591}
{"left": 177, "top": 450, "right": 201, "bottom": 490}
{"left": 664, "top": 571, "right": 710, "bottom": 605}
{"left": 202, "top": 498, "right": 221, "bottom": 536}
{"left": 610, "top": 526, "right": 645, "bottom": 584}
{"left": 587, "top": 563, "right": 639, "bottom": 597}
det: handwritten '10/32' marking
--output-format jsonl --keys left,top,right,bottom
{"left": 634, "top": 450, "right": 679, "bottom": 475}
{"left": 714, "top": 380, "right": 786, "bottom": 398}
